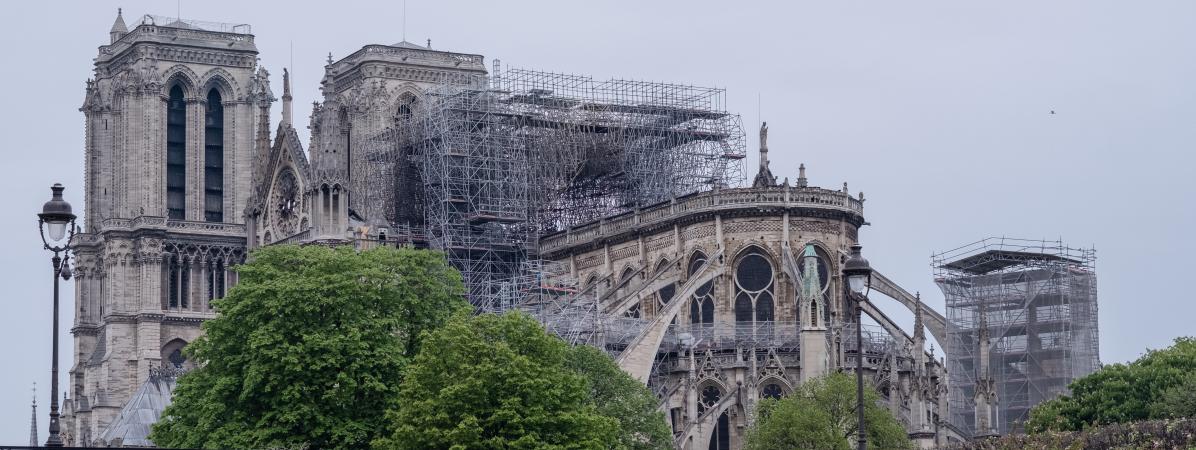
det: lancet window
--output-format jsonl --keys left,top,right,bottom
{"left": 688, "top": 252, "right": 715, "bottom": 325}
{"left": 166, "top": 85, "right": 186, "bottom": 220}
{"left": 204, "top": 89, "right": 224, "bottom": 222}
{"left": 733, "top": 248, "right": 774, "bottom": 324}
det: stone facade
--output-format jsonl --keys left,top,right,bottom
{"left": 69, "top": 11, "right": 968, "bottom": 449}
{"left": 64, "top": 12, "right": 259, "bottom": 445}
{"left": 538, "top": 174, "right": 964, "bottom": 448}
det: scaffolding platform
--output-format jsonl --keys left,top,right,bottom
{"left": 934, "top": 238, "right": 1098, "bottom": 436}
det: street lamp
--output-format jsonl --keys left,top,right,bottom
{"left": 37, "top": 183, "right": 76, "bottom": 448}
{"left": 842, "top": 244, "right": 872, "bottom": 450}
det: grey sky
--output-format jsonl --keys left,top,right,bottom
{"left": 2, "top": 0, "right": 1193, "bottom": 443}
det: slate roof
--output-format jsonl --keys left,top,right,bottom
{"left": 93, "top": 370, "right": 179, "bottom": 448}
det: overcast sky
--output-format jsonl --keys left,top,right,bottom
{"left": 2, "top": 0, "right": 1194, "bottom": 443}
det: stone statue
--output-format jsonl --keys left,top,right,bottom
{"left": 759, "top": 122, "right": 768, "bottom": 150}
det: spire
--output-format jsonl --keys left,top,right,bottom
{"left": 29, "top": 383, "right": 38, "bottom": 447}
{"left": 796, "top": 163, "right": 808, "bottom": 187}
{"left": 800, "top": 244, "right": 824, "bottom": 329}
{"left": 282, "top": 68, "right": 293, "bottom": 126}
{"left": 110, "top": 8, "right": 128, "bottom": 44}
{"left": 751, "top": 122, "right": 776, "bottom": 188}
{"left": 913, "top": 292, "right": 925, "bottom": 342}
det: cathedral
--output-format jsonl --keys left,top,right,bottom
{"left": 65, "top": 11, "right": 971, "bottom": 448}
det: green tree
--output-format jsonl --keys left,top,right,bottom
{"left": 150, "top": 245, "right": 468, "bottom": 449}
{"left": 375, "top": 312, "right": 620, "bottom": 449}
{"left": 565, "top": 345, "right": 672, "bottom": 450}
{"left": 742, "top": 373, "right": 911, "bottom": 450}
{"left": 1027, "top": 337, "right": 1196, "bottom": 432}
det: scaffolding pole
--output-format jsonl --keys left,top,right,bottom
{"left": 416, "top": 67, "right": 746, "bottom": 309}
{"left": 934, "top": 238, "right": 1099, "bottom": 436}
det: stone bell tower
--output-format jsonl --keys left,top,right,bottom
{"left": 66, "top": 11, "right": 269, "bottom": 445}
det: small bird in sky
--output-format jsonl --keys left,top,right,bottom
{"left": 1050, "top": 110, "right": 1056, "bottom": 115}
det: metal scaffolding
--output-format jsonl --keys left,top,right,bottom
{"left": 415, "top": 67, "right": 746, "bottom": 308}
{"left": 934, "top": 238, "right": 1099, "bottom": 436}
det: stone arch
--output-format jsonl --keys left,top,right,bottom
{"left": 732, "top": 244, "right": 776, "bottom": 324}
{"left": 797, "top": 239, "right": 836, "bottom": 295}
{"left": 654, "top": 256, "right": 672, "bottom": 273}
{"left": 160, "top": 338, "right": 192, "bottom": 370}
{"left": 758, "top": 375, "right": 791, "bottom": 399}
{"left": 730, "top": 241, "right": 780, "bottom": 268}
{"left": 686, "top": 247, "right": 710, "bottom": 275}
{"left": 160, "top": 65, "right": 200, "bottom": 98}
{"left": 687, "top": 248, "right": 716, "bottom": 325}
{"left": 198, "top": 67, "right": 241, "bottom": 102}
{"left": 616, "top": 263, "right": 639, "bottom": 282}
{"left": 393, "top": 87, "right": 422, "bottom": 119}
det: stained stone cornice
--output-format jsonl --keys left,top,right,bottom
{"left": 539, "top": 186, "right": 866, "bottom": 259}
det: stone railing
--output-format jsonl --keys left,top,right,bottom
{"left": 540, "top": 186, "right": 864, "bottom": 254}
{"left": 98, "top": 216, "right": 245, "bottom": 236}
{"left": 165, "top": 219, "right": 245, "bottom": 235}
{"left": 270, "top": 229, "right": 311, "bottom": 246}
{"left": 351, "top": 45, "right": 484, "bottom": 67}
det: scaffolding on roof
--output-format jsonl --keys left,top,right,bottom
{"left": 139, "top": 15, "right": 252, "bottom": 34}
{"left": 933, "top": 238, "right": 1098, "bottom": 437}
{"left": 415, "top": 67, "right": 746, "bottom": 308}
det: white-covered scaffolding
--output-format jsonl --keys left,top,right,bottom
{"left": 934, "top": 238, "right": 1098, "bottom": 436}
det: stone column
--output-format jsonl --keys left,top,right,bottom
{"left": 187, "top": 98, "right": 204, "bottom": 221}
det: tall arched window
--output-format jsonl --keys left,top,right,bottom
{"left": 761, "top": 383, "right": 784, "bottom": 399}
{"left": 167, "top": 252, "right": 189, "bottom": 310}
{"left": 698, "top": 384, "right": 721, "bottom": 415}
{"left": 734, "top": 249, "right": 775, "bottom": 324}
{"left": 709, "top": 411, "right": 730, "bottom": 450}
{"left": 656, "top": 259, "right": 675, "bottom": 307}
{"left": 396, "top": 92, "right": 417, "bottom": 119}
{"left": 204, "top": 89, "right": 224, "bottom": 222}
{"left": 166, "top": 85, "right": 186, "bottom": 220}
{"left": 689, "top": 252, "right": 715, "bottom": 325}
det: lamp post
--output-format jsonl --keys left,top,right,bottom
{"left": 37, "top": 183, "right": 76, "bottom": 448}
{"left": 842, "top": 244, "right": 872, "bottom": 450}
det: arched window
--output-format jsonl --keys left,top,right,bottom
{"left": 207, "top": 259, "right": 226, "bottom": 305}
{"left": 657, "top": 259, "right": 675, "bottom": 307}
{"left": 161, "top": 339, "right": 190, "bottom": 370}
{"left": 798, "top": 244, "right": 832, "bottom": 328}
{"left": 709, "top": 412, "right": 730, "bottom": 450}
{"left": 396, "top": 92, "right": 417, "bottom": 119}
{"left": 688, "top": 252, "right": 715, "bottom": 325}
{"left": 166, "top": 252, "right": 189, "bottom": 310}
{"left": 734, "top": 249, "right": 775, "bottom": 324}
{"left": 699, "top": 384, "right": 722, "bottom": 415}
{"left": 204, "top": 89, "right": 224, "bottom": 222}
{"left": 166, "top": 85, "right": 186, "bottom": 220}
{"left": 761, "top": 383, "right": 784, "bottom": 400}
{"left": 798, "top": 245, "right": 832, "bottom": 294}
{"left": 339, "top": 109, "right": 351, "bottom": 178}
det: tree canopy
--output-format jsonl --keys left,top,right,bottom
{"left": 742, "top": 372, "right": 911, "bottom": 450}
{"left": 1027, "top": 337, "right": 1196, "bottom": 432}
{"left": 565, "top": 344, "right": 673, "bottom": 450}
{"left": 150, "top": 245, "right": 468, "bottom": 449}
{"left": 375, "top": 311, "right": 667, "bottom": 449}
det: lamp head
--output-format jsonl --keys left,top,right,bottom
{"left": 842, "top": 244, "right": 872, "bottom": 295}
{"left": 39, "top": 184, "right": 76, "bottom": 243}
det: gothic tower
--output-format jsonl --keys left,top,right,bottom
{"left": 66, "top": 12, "right": 267, "bottom": 444}
{"left": 799, "top": 244, "right": 828, "bottom": 381}
{"left": 302, "top": 41, "right": 486, "bottom": 242}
